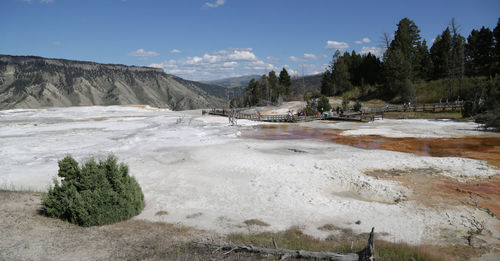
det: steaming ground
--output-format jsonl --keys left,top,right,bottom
{"left": 0, "top": 106, "right": 498, "bottom": 246}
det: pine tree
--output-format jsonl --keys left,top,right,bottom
{"left": 430, "top": 27, "right": 452, "bottom": 79}
{"left": 466, "top": 26, "right": 494, "bottom": 76}
{"left": 42, "top": 155, "right": 144, "bottom": 227}
{"left": 320, "top": 70, "right": 334, "bottom": 96}
{"left": 416, "top": 39, "right": 433, "bottom": 80}
{"left": 278, "top": 68, "right": 292, "bottom": 95}
{"left": 247, "top": 78, "right": 259, "bottom": 106}
{"left": 268, "top": 71, "right": 279, "bottom": 102}
{"left": 492, "top": 19, "right": 500, "bottom": 76}
{"left": 382, "top": 18, "right": 422, "bottom": 100}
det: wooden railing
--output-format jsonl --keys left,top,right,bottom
{"left": 361, "top": 102, "right": 463, "bottom": 114}
{"left": 203, "top": 102, "right": 463, "bottom": 123}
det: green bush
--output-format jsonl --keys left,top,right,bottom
{"left": 317, "top": 95, "right": 332, "bottom": 113}
{"left": 342, "top": 96, "right": 350, "bottom": 111}
{"left": 42, "top": 155, "right": 144, "bottom": 226}
{"left": 353, "top": 101, "right": 361, "bottom": 112}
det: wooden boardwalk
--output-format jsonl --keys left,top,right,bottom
{"left": 203, "top": 102, "right": 464, "bottom": 123}
{"left": 203, "top": 109, "right": 371, "bottom": 122}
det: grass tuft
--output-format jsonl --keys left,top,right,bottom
{"left": 244, "top": 219, "right": 270, "bottom": 227}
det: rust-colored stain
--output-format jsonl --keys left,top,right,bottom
{"left": 438, "top": 175, "right": 500, "bottom": 218}
{"left": 246, "top": 124, "right": 500, "bottom": 235}
{"left": 245, "top": 124, "right": 500, "bottom": 167}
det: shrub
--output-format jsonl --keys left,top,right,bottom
{"left": 317, "top": 95, "right": 332, "bottom": 113}
{"left": 353, "top": 101, "right": 362, "bottom": 112}
{"left": 342, "top": 96, "right": 350, "bottom": 111}
{"left": 42, "top": 155, "right": 144, "bottom": 226}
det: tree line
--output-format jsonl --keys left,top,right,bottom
{"left": 232, "top": 17, "right": 499, "bottom": 125}
{"left": 322, "top": 17, "right": 499, "bottom": 102}
{"left": 231, "top": 68, "right": 292, "bottom": 107}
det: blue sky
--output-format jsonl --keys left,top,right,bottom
{"left": 1, "top": 0, "right": 499, "bottom": 80}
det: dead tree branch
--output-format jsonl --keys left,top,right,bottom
{"left": 196, "top": 227, "right": 375, "bottom": 260}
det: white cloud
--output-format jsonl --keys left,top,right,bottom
{"left": 288, "top": 56, "right": 305, "bottom": 62}
{"left": 325, "top": 41, "right": 349, "bottom": 51}
{"left": 52, "top": 41, "right": 61, "bottom": 46}
{"left": 355, "top": 37, "right": 371, "bottom": 44}
{"left": 128, "top": 49, "right": 160, "bottom": 58}
{"left": 266, "top": 56, "right": 280, "bottom": 63}
{"left": 282, "top": 64, "right": 325, "bottom": 78}
{"left": 204, "top": 0, "right": 225, "bottom": 8}
{"left": 303, "top": 53, "right": 319, "bottom": 60}
{"left": 170, "top": 49, "right": 181, "bottom": 53}
{"left": 150, "top": 48, "right": 275, "bottom": 81}
{"left": 359, "top": 46, "right": 384, "bottom": 57}
{"left": 227, "top": 49, "right": 257, "bottom": 60}
{"left": 287, "top": 69, "right": 299, "bottom": 77}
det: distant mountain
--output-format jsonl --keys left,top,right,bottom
{"left": 290, "top": 73, "right": 323, "bottom": 93}
{"left": 203, "top": 75, "right": 260, "bottom": 89}
{"left": 0, "top": 55, "right": 225, "bottom": 110}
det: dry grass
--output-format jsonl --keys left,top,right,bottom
{"left": 227, "top": 226, "right": 476, "bottom": 261}
{"left": 244, "top": 219, "right": 270, "bottom": 227}
{"left": 186, "top": 212, "right": 203, "bottom": 219}
{"left": 155, "top": 210, "right": 169, "bottom": 216}
{"left": 0, "top": 190, "right": 487, "bottom": 260}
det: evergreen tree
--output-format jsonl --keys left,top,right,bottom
{"left": 247, "top": 78, "right": 259, "bottom": 106}
{"left": 348, "top": 51, "right": 363, "bottom": 86}
{"left": 42, "top": 155, "right": 144, "bottom": 227}
{"left": 268, "top": 71, "right": 279, "bottom": 102}
{"left": 317, "top": 95, "right": 332, "bottom": 113}
{"left": 383, "top": 17, "right": 422, "bottom": 99}
{"left": 416, "top": 39, "right": 433, "bottom": 80}
{"left": 320, "top": 50, "right": 340, "bottom": 96}
{"left": 430, "top": 28, "right": 451, "bottom": 79}
{"left": 333, "top": 54, "right": 351, "bottom": 93}
{"left": 383, "top": 47, "right": 412, "bottom": 98}
{"left": 320, "top": 70, "right": 334, "bottom": 96}
{"left": 390, "top": 17, "right": 423, "bottom": 79}
{"left": 278, "top": 68, "right": 292, "bottom": 95}
{"left": 492, "top": 18, "right": 500, "bottom": 75}
{"left": 466, "top": 26, "right": 494, "bottom": 76}
{"left": 359, "top": 53, "right": 382, "bottom": 86}
{"left": 258, "top": 75, "right": 270, "bottom": 103}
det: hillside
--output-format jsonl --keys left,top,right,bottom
{"left": 290, "top": 73, "right": 322, "bottom": 94}
{"left": 0, "top": 55, "right": 225, "bottom": 110}
{"left": 203, "top": 75, "right": 260, "bottom": 89}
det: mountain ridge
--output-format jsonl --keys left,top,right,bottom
{"left": 0, "top": 54, "right": 225, "bottom": 110}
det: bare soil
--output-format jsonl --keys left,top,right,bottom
{"left": 0, "top": 190, "right": 492, "bottom": 261}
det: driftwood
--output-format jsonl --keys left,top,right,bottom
{"left": 196, "top": 227, "right": 375, "bottom": 260}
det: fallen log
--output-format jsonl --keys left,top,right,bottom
{"left": 196, "top": 227, "right": 375, "bottom": 260}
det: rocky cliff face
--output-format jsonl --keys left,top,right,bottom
{"left": 0, "top": 55, "right": 225, "bottom": 110}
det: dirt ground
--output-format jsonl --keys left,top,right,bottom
{"left": 1, "top": 190, "right": 495, "bottom": 261}
{"left": 0, "top": 190, "right": 206, "bottom": 261}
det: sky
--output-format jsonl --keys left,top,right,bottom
{"left": 1, "top": 0, "right": 499, "bottom": 81}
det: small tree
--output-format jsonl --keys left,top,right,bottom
{"left": 342, "top": 96, "right": 350, "bottom": 111}
{"left": 279, "top": 68, "right": 292, "bottom": 96}
{"left": 353, "top": 101, "right": 362, "bottom": 112}
{"left": 42, "top": 155, "right": 144, "bottom": 226}
{"left": 317, "top": 95, "right": 332, "bottom": 113}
